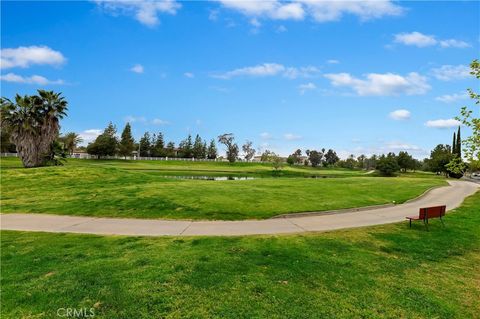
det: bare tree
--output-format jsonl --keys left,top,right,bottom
{"left": 218, "top": 133, "right": 239, "bottom": 163}
{"left": 242, "top": 140, "right": 256, "bottom": 161}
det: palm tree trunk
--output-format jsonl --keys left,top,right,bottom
{"left": 11, "top": 116, "right": 60, "bottom": 167}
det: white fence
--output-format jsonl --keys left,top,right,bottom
{"left": 1, "top": 153, "right": 18, "bottom": 157}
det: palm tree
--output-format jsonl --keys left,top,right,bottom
{"left": 1, "top": 90, "right": 68, "bottom": 168}
{"left": 62, "top": 132, "right": 83, "bottom": 155}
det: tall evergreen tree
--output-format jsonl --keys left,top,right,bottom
{"left": 452, "top": 132, "right": 456, "bottom": 155}
{"left": 201, "top": 141, "right": 207, "bottom": 159}
{"left": 207, "top": 139, "right": 217, "bottom": 159}
{"left": 118, "top": 123, "right": 135, "bottom": 158}
{"left": 456, "top": 126, "right": 461, "bottom": 158}
{"left": 152, "top": 132, "right": 165, "bottom": 157}
{"left": 139, "top": 132, "right": 151, "bottom": 157}
{"left": 192, "top": 134, "right": 204, "bottom": 159}
{"left": 178, "top": 134, "right": 193, "bottom": 158}
{"left": 150, "top": 133, "right": 156, "bottom": 155}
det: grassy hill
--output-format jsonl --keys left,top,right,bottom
{"left": 1, "top": 157, "right": 445, "bottom": 220}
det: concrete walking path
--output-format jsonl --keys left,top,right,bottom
{"left": 1, "top": 181, "right": 478, "bottom": 237}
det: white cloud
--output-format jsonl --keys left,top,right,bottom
{"left": 79, "top": 129, "right": 102, "bottom": 145}
{"left": 94, "top": 0, "right": 181, "bottom": 27}
{"left": 215, "top": 1, "right": 402, "bottom": 24}
{"left": 299, "top": 0, "right": 403, "bottom": 22}
{"left": 212, "top": 63, "right": 319, "bottom": 79}
{"left": 389, "top": 109, "right": 411, "bottom": 120}
{"left": 152, "top": 118, "right": 169, "bottom": 125}
{"left": 393, "top": 32, "right": 470, "bottom": 49}
{"left": 1, "top": 45, "right": 66, "bottom": 69}
{"left": 212, "top": 63, "right": 284, "bottom": 79}
{"left": 431, "top": 64, "right": 470, "bottom": 81}
{"left": 324, "top": 72, "right": 430, "bottom": 96}
{"left": 184, "top": 72, "right": 194, "bottom": 78}
{"left": 327, "top": 59, "right": 339, "bottom": 64}
{"left": 298, "top": 82, "right": 316, "bottom": 94}
{"left": 276, "top": 25, "right": 287, "bottom": 33}
{"left": 273, "top": 2, "right": 305, "bottom": 19}
{"left": 435, "top": 92, "right": 469, "bottom": 103}
{"left": 130, "top": 64, "right": 144, "bottom": 74}
{"left": 0, "top": 72, "right": 64, "bottom": 85}
{"left": 283, "top": 66, "right": 320, "bottom": 79}
{"left": 394, "top": 32, "right": 437, "bottom": 47}
{"left": 439, "top": 39, "right": 471, "bottom": 48}
{"left": 216, "top": 1, "right": 305, "bottom": 21}
{"left": 260, "top": 132, "right": 273, "bottom": 140}
{"left": 425, "top": 119, "right": 462, "bottom": 129}
{"left": 284, "top": 133, "right": 302, "bottom": 141}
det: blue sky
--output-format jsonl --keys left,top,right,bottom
{"left": 1, "top": 1, "right": 479, "bottom": 158}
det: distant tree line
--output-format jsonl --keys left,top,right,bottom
{"left": 2, "top": 61, "right": 476, "bottom": 171}
{"left": 1, "top": 91, "right": 472, "bottom": 178}
{"left": 85, "top": 122, "right": 219, "bottom": 160}
{"left": 284, "top": 148, "right": 419, "bottom": 175}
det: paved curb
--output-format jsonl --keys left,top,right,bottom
{"left": 271, "top": 203, "right": 395, "bottom": 219}
{"left": 272, "top": 184, "right": 447, "bottom": 219}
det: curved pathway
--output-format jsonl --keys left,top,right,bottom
{"left": 1, "top": 181, "right": 478, "bottom": 237}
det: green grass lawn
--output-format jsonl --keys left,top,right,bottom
{"left": 2, "top": 192, "right": 478, "bottom": 318}
{"left": 0, "top": 157, "right": 445, "bottom": 220}
{"left": 0, "top": 157, "right": 367, "bottom": 176}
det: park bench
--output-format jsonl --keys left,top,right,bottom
{"left": 406, "top": 205, "right": 446, "bottom": 230}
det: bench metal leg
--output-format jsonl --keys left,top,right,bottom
{"left": 409, "top": 219, "right": 412, "bottom": 228}
{"left": 440, "top": 216, "right": 445, "bottom": 227}
{"left": 423, "top": 218, "right": 429, "bottom": 231}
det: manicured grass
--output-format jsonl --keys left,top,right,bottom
{"left": 0, "top": 157, "right": 367, "bottom": 176}
{"left": 0, "top": 157, "right": 445, "bottom": 220}
{"left": 2, "top": 193, "right": 479, "bottom": 318}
